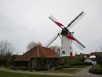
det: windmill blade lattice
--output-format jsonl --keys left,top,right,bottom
{"left": 44, "top": 32, "right": 60, "bottom": 47}
{"left": 66, "top": 11, "right": 84, "bottom": 29}
{"left": 49, "top": 16, "right": 65, "bottom": 29}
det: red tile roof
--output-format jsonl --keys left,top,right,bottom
{"left": 91, "top": 52, "right": 102, "bottom": 55}
{"left": 15, "top": 46, "right": 59, "bottom": 61}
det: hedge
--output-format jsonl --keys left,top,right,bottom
{"left": 60, "top": 57, "right": 85, "bottom": 65}
{"left": 63, "top": 64, "right": 70, "bottom": 68}
{"left": 55, "top": 65, "right": 63, "bottom": 70}
{"left": 33, "top": 67, "right": 48, "bottom": 71}
{"left": 96, "top": 55, "right": 102, "bottom": 65}
{"left": 11, "top": 66, "right": 29, "bottom": 71}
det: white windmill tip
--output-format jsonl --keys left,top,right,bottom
{"left": 49, "top": 15, "right": 53, "bottom": 20}
{"left": 81, "top": 11, "right": 86, "bottom": 16}
{"left": 49, "top": 15, "right": 55, "bottom": 19}
{"left": 82, "top": 11, "right": 84, "bottom": 13}
{"left": 49, "top": 15, "right": 53, "bottom": 18}
{"left": 49, "top": 15, "right": 58, "bottom": 21}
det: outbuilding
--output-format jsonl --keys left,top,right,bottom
{"left": 15, "top": 46, "right": 60, "bottom": 68}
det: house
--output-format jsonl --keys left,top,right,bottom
{"left": 91, "top": 52, "right": 102, "bottom": 56}
{"left": 75, "top": 53, "right": 90, "bottom": 58}
{"left": 15, "top": 46, "right": 60, "bottom": 68}
{"left": 75, "top": 52, "right": 102, "bottom": 58}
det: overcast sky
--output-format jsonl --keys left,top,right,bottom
{"left": 0, "top": 0, "right": 102, "bottom": 54}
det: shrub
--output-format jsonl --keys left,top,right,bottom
{"left": 5, "top": 61, "right": 12, "bottom": 67}
{"left": 11, "top": 66, "right": 29, "bottom": 71}
{"left": 55, "top": 65, "right": 63, "bottom": 70}
{"left": 84, "top": 62, "right": 92, "bottom": 65}
{"left": 6, "top": 65, "right": 15, "bottom": 69}
{"left": 89, "top": 64, "right": 102, "bottom": 74}
{"left": 90, "top": 58, "right": 96, "bottom": 61}
{"left": 63, "top": 64, "right": 70, "bottom": 68}
{"left": 60, "top": 57, "right": 85, "bottom": 65}
{"left": 33, "top": 67, "right": 48, "bottom": 71}
{"left": 96, "top": 55, "right": 102, "bottom": 65}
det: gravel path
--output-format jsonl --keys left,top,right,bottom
{"left": 0, "top": 67, "right": 73, "bottom": 76}
{"left": 0, "top": 66, "right": 102, "bottom": 77}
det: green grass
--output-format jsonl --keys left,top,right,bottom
{"left": 49, "top": 65, "right": 90, "bottom": 73}
{"left": 0, "top": 70, "right": 72, "bottom": 77}
{"left": 49, "top": 69, "right": 78, "bottom": 73}
{"left": 70, "top": 65, "right": 90, "bottom": 68}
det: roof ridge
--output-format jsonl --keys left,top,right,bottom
{"left": 37, "top": 46, "right": 40, "bottom": 57}
{"left": 15, "top": 46, "right": 59, "bottom": 61}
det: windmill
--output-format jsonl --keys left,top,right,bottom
{"left": 45, "top": 11, "right": 85, "bottom": 57}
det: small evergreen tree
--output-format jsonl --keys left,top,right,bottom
{"left": 96, "top": 55, "right": 102, "bottom": 65}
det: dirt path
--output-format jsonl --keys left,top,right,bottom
{"left": 0, "top": 66, "right": 102, "bottom": 77}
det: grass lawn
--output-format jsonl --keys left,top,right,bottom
{"left": 49, "top": 65, "right": 90, "bottom": 73}
{"left": 0, "top": 70, "right": 73, "bottom": 77}
{"left": 49, "top": 69, "right": 78, "bottom": 73}
{"left": 70, "top": 65, "right": 90, "bottom": 68}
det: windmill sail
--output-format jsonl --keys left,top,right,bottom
{"left": 44, "top": 33, "right": 60, "bottom": 47}
{"left": 69, "top": 35, "right": 85, "bottom": 48}
{"left": 49, "top": 16, "right": 65, "bottom": 29}
{"left": 66, "top": 11, "right": 84, "bottom": 29}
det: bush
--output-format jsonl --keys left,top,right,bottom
{"left": 89, "top": 64, "right": 102, "bottom": 74}
{"left": 33, "top": 67, "right": 48, "bottom": 71}
{"left": 60, "top": 57, "right": 85, "bottom": 66}
{"left": 0, "top": 61, "right": 6, "bottom": 66}
{"left": 90, "top": 58, "right": 96, "bottom": 61}
{"left": 84, "top": 62, "right": 92, "bottom": 65}
{"left": 5, "top": 61, "right": 12, "bottom": 67}
{"left": 96, "top": 55, "right": 102, "bottom": 65}
{"left": 11, "top": 66, "right": 29, "bottom": 71}
{"left": 55, "top": 65, "right": 63, "bottom": 70}
{"left": 6, "top": 65, "right": 15, "bottom": 69}
{"left": 63, "top": 64, "right": 70, "bottom": 68}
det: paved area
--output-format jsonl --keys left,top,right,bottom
{"left": 0, "top": 66, "right": 102, "bottom": 77}
{"left": 84, "top": 59, "right": 97, "bottom": 65}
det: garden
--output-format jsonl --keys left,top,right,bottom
{"left": 5, "top": 57, "right": 91, "bottom": 74}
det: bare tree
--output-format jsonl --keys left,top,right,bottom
{"left": 27, "top": 41, "right": 42, "bottom": 51}
{"left": 0, "top": 41, "right": 14, "bottom": 56}
{"left": 0, "top": 41, "right": 14, "bottom": 62}
{"left": 50, "top": 45, "right": 61, "bottom": 55}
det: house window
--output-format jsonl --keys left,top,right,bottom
{"left": 62, "top": 51, "right": 65, "bottom": 54}
{"left": 70, "top": 47, "right": 71, "bottom": 49}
